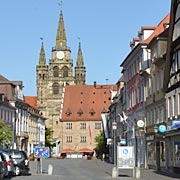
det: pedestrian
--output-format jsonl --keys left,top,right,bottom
{"left": 102, "top": 153, "right": 105, "bottom": 161}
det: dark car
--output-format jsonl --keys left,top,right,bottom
{"left": 2, "top": 149, "right": 29, "bottom": 176}
{"left": 0, "top": 152, "right": 8, "bottom": 179}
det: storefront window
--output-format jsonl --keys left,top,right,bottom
{"left": 147, "top": 141, "right": 155, "bottom": 162}
{"left": 174, "top": 141, "right": 180, "bottom": 161}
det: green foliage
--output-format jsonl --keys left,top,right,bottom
{"left": 95, "top": 131, "right": 108, "bottom": 154}
{"left": 0, "top": 119, "right": 12, "bottom": 148}
{"left": 45, "top": 127, "right": 55, "bottom": 148}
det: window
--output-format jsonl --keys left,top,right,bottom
{"left": 53, "top": 66, "right": 59, "bottom": 77}
{"left": 178, "top": 93, "right": 180, "bottom": 115}
{"left": 168, "top": 97, "right": 172, "bottom": 118}
{"left": 62, "top": 66, "right": 68, "bottom": 77}
{"left": 77, "top": 109, "right": 83, "bottom": 116}
{"left": 89, "top": 109, "right": 95, "bottom": 116}
{"left": 52, "top": 83, "right": 59, "bottom": 94}
{"left": 80, "top": 123, "right": 86, "bottom": 129}
{"left": 66, "top": 108, "right": 72, "bottom": 116}
{"left": 80, "top": 136, "right": 86, "bottom": 143}
{"left": 173, "top": 2, "right": 180, "bottom": 41}
{"left": 95, "top": 123, "right": 101, "bottom": 129}
{"left": 66, "top": 136, "right": 72, "bottom": 142}
{"left": 66, "top": 123, "right": 72, "bottom": 129}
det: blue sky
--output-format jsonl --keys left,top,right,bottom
{"left": 0, "top": 0, "right": 171, "bottom": 96}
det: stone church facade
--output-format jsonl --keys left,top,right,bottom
{"left": 36, "top": 10, "right": 86, "bottom": 143}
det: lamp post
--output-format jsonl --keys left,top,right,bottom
{"left": 112, "top": 121, "right": 117, "bottom": 165}
{"left": 37, "top": 119, "right": 41, "bottom": 146}
{"left": 112, "top": 121, "right": 117, "bottom": 178}
{"left": 3, "top": 131, "right": 5, "bottom": 148}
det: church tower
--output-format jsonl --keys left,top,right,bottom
{"left": 36, "top": 9, "right": 86, "bottom": 142}
{"left": 75, "top": 42, "right": 86, "bottom": 85}
{"left": 36, "top": 41, "right": 48, "bottom": 117}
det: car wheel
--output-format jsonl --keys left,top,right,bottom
{"left": 14, "top": 166, "right": 21, "bottom": 176}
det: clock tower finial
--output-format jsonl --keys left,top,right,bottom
{"left": 39, "top": 37, "right": 46, "bottom": 65}
{"left": 56, "top": 1, "right": 66, "bottom": 49}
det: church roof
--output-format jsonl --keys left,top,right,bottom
{"left": 61, "top": 84, "right": 117, "bottom": 121}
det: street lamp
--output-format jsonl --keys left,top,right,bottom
{"left": 112, "top": 121, "right": 117, "bottom": 165}
{"left": 112, "top": 121, "right": 117, "bottom": 178}
{"left": 37, "top": 119, "right": 41, "bottom": 146}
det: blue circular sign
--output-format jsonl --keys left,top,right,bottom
{"left": 158, "top": 125, "right": 166, "bottom": 133}
{"left": 123, "top": 149, "right": 128, "bottom": 154}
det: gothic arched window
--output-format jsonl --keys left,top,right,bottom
{"left": 52, "top": 82, "right": 59, "bottom": 94}
{"left": 53, "top": 66, "right": 59, "bottom": 77}
{"left": 62, "top": 66, "right": 69, "bottom": 77}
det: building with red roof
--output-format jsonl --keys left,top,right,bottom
{"left": 59, "top": 84, "right": 117, "bottom": 154}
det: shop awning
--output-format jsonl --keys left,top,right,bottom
{"left": 60, "top": 148, "right": 76, "bottom": 153}
{"left": 77, "top": 148, "right": 93, "bottom": 153}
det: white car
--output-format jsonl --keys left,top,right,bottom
{"left": 0, "top": 151, "right": 15, "bottom": 177}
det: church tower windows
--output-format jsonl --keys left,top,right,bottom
{"left": 62, "top": 66, "right": 68, "bottom": 77}
{"left": 53, "top": 66, "right": 59, "bottom": 77}
{"left": 52, "top": 83, "right": 59, "bottom": 94}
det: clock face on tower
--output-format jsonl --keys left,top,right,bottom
{"left": 57, "top": 51, "right": 65, "bottom": 59}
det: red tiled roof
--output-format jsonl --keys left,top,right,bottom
{"left": 143, "top": 14, "right": 170, "bottom": 44}
{"left": 24, "top": 96, "right": 37, "bottom": 108}
{"left": 62, "top": 84, "right": 117, "bottom": 121}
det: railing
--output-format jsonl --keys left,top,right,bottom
{"left": 52, "top": 46, "right": 71, "bottom": 51}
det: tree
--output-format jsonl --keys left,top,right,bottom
{"left": 45, "top": 127, "right": 56, "bottom": 148}
{"left": 0, "top": 119, "right": 12, "bottom": 148}
{"left": 95, "top": 131, "right": 108, "bottom": 155}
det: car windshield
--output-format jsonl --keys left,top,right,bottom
{"left": 12, "top": 151, "right": 22, "bottom": 159}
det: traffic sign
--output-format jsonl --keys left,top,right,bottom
{"left": 34, "top": 147, "right": 50, "bottom": 158}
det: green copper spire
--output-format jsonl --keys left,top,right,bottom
{"left": 56, "top": 10, "right": 67, "bottom": 48}
{"left": 76, "top": 42, "right": 84, "bottom": 67}
{"left": 39, "top": 41, "right": 46, "bottom": 65}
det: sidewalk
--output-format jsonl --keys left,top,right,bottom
{"left": 116, "top": 168, "right": 180, "bottom": 180}
{"left": 98, "top": 159, "right": 180, "bottom": 180}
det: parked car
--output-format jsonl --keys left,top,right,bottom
{"left": 0, "top": 151, "right": 15, "bottom": 177}
{"left": 0, "top": 152, "right": 8, "bottom": 179}
{"left": 2, "top": 149, "right": 29, "bottom": 176}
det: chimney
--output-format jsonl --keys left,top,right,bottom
{"left": 93, "top": 81, "right": 97, "bottom": 88}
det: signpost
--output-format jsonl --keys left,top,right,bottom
{"left": 34, "top": 147, "right": 50, "bottom": 174}
{"left": 117, "top": 146, "right": 135, "bottom": 169}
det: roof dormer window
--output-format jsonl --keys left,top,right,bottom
{"left": 66, "top": 108, "right": 72, "bottom": 116}
{"left": 77, "top": 109, "right": 83, "bottom": 116}
{"left": 89, "top": 108, "right": 95, "bottom": 116}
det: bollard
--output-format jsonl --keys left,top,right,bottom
{"left": 133, "top": 167, "right": 141, "bottom": 178}
{"left": 48, "top": 164, "right": 53, "bottom": 175}
{"left": 112, "top": 166, "right": 117, "bottom": 178}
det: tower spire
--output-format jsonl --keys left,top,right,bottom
{"left": 75, "top": 41, "right": 86, "bottom": 85}
{"left": 39, "top": 38, "right": 46, "bottom": 65}
{"left": 76, "top": 42, "right": 84, "bottom": 67}
{"left": 56, "top": 7, "right": 67, "bottom": 48}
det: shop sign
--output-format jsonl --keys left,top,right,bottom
{"left": 119, "top": 139, "right": 126, "bottom": 145}
{"left": 172, "top": 120, "right": 180, "bottom": 129}
{"left": 158, "top": 124, "right": 167, "bottom": 133}
{"left": 107, "top": 138, "right": 112, "bottom": 145}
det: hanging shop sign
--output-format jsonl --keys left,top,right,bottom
{"left": 158, "top": 124, "right": 167, "bottom": 133}
{"left": 172, "top": 120, "right": 180, "bottom": 129}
